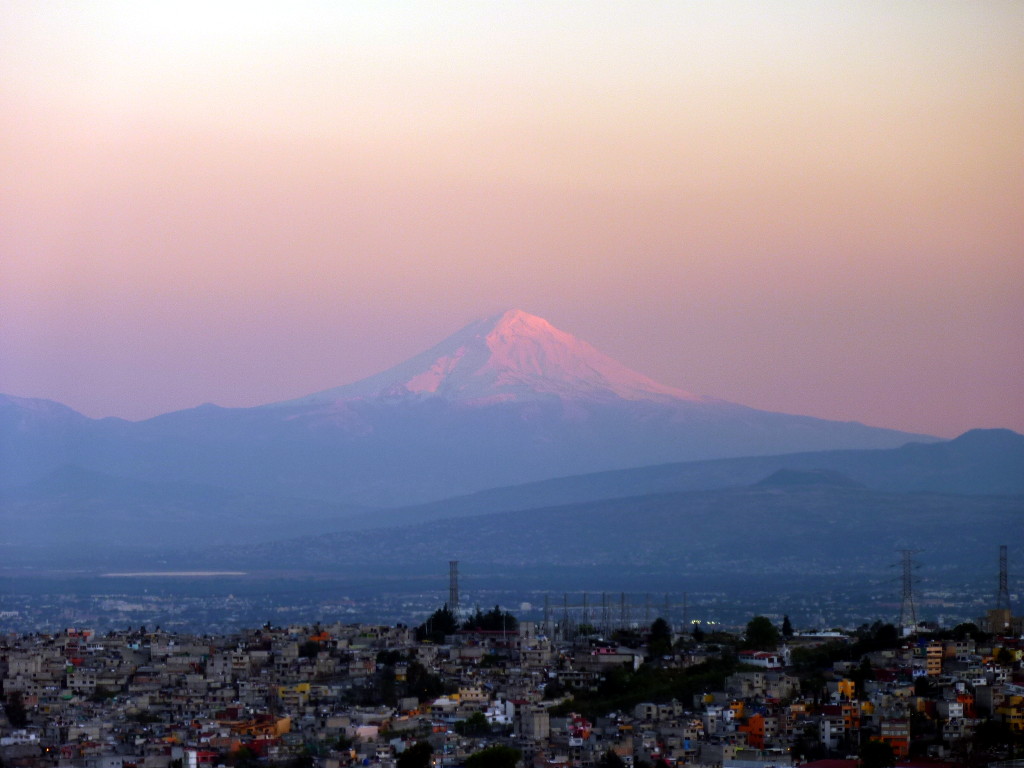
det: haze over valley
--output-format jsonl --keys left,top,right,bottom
{"left": 1, "top": 3, "right": 1021, "bottom": 634}
{"left": 2, "top": 312, "right": 1021, "bottom": 633}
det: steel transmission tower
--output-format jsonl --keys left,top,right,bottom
{"left": 898, "top": 549, "right": 920, "bottom": 630}
{"left": 996, "top": 545, "right": 1010, "bottom": 611}
{"left": 448, "top": 561, "right": 460, "bottom": 618}
{"left": 561, "top": 594, "right": 573, "bottom": 641}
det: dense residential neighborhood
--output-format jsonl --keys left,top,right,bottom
{"left": 2, "top": 608, "right": 1022, "bottom": 768}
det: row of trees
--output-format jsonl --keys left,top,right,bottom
{"left": 394, "top": 741, "right": 520, "bottom": 768}
{"left": 415, "top": 604, "right": 519, "bottom": 644}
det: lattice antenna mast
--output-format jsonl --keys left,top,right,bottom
{"left": 997, "top": 545, "right": 1010, "bottom": 611}
{"left": 561, "top": 594, "right": 573, "bottom": 642}
{"left": 898, "top": 549, "right": 921, "bottom": 630}
{"left": 448, "top": 560, "right": 460, "bottom": 619}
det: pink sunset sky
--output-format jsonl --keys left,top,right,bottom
{"left": 1, "top": 1, "right": 1021, "bottom": 438}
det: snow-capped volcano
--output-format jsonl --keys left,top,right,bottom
{"left": 286, "top": 309, "right": 702, "bottom": 406}
{"left": 1, "top": 310, "right": 939, "bottom": 507}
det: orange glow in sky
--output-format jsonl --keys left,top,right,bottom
{"left": 1, "top": 1, "right": 1022, "bottom": 436}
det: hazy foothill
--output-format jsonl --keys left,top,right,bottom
{"left": 1, "top": 310, "right": 1021, "bottom": 629}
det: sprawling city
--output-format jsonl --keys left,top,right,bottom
{"left": 3, "top": 4, "right": 1021, "bottom": 768}
{"left": 2, "top": 581, "right": 1022, "bottom": 768}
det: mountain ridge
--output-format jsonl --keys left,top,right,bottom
{"left": 210, "top": 482, "right": 1024, "bottom": 595}
{"left": 0, "top": 311, "right": 941, "bottom": 504}
{"left": 328, "top": 428, "right": 1023, "bottom": 529}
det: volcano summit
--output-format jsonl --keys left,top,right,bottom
{"left": 284, "top": 309, "right": 701, "bottom": 406}
{"left": 1, "top": 310, "right": 933, "bottom": 506}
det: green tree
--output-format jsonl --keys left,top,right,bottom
{"left": 744, "top": 616, "right": 780, "bottom": 650}
{"left": 951, "top": 622, "right": 988, "bottom": 643}
{"left": 377, "top": 649, "right": 405, "bottom": 666}
{"left": 850, "top": 656, "right": 872, "bottom": 696}
{"left": 597, "top": 751, "right": 626, "bottom": 768}
{"left": 454, "top": 712, "right": 491, "bottom": 737}
{"left": 611, "top": 628, "right": 643, "bottom": 648}
{"left": 299, "top": 640, "right": 320, "bottom": 659}
{"left": 3, "top": 692, "right": 27, "bottom": 728}
{"left": 404, "top": 661, "right": 449, "bottom": 700}
{"left": 868, "top": 622, "right": 900, "bottom": 650}
{"left": 859, "top": 739, "right": 895, "bottom": 768}
{"left": 88, "top": 685, "right": 119, "bottom": 703}
{"left": 465, "top": 745, "right": 521, "bottom": 768}
{"left": 973, "top": 719, "right": 1014, "bottom": 754}
{"left": 691, "top": 623, "right": 705, "bottom": 642}
{"left": 462, "top": 605, "right": 518, "bottom": 633}
{"left": 914, "top": 675, "right": 936, "bottom": 697}
{"left": 416, "top": 604, "right": 459, "bottom": 643}
{"left": 335, "top": 735, "right": 353, "bottom": 752}
{"left": 543, "top": 678, "right": 565, "bottom": 700}
{"left": 648, "top": 618, "right": 672, "bottom": 657}
{"left": 782, "top": 615, "right": 794, "bottom": 639}
{"left": 397, "top": 742, "right": 433, "bottom": 768}
{"left": 229, "top": 746, "right": 259, "bottom": 768}
{"left": 596, "top": 663, "right": 637, "bottom": 700}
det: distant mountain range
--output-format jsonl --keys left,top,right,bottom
{"left": 1, "top": 416, "right": 1021, "bottom": 582}
{"left": 226, "top": 428, "right": 1024, "bottom": 592}
{"left": 225, "top": 480, "right": 1023, "bottom": 593}
{"left": 352, "top": 427, "right": 1024, "bottom": 529}
{"left": 1, "top": 310, "right": 937, "bottom": 507}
